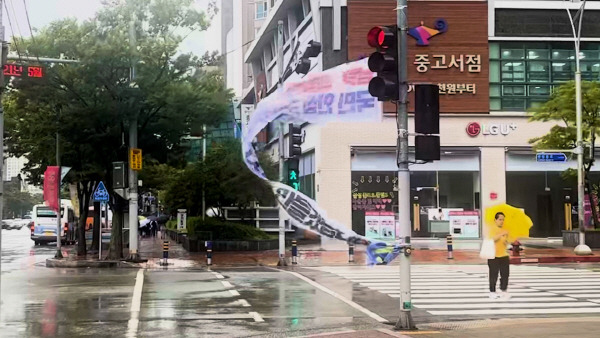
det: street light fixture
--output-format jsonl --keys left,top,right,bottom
{"left": 565, "top": 0, "right": 592, "bottom": 255}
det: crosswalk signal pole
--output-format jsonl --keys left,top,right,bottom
{"left": 395, "top": 0, "right": 416, "bottom": 330}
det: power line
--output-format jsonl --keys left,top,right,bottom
{"left": 3, "top": 0, "right": 22, "bottom": 61}
{"left": 22, "top": 0, "right": 40, "bottom": 63}
{"left": 7, "top": 0, "right": 26, "bottom": 51}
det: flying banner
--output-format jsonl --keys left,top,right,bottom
{"left": 242, "top": 59, "right": 386, "bottom": 248}
{"left": 43, "top": 166, "right": 60, "bottom": 212}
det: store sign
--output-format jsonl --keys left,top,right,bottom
{"left": 408, "top": 19, "right": 448, "bottom": 46}
{"left": 414, "top": 54, "right": 481, "bottom": 73}
{"left": 466, "top": 122, "right": 517, "bottom": 137}
{"left": 408, "top": 83, "right": 476, "bottom": 95}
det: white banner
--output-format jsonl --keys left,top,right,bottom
{"left": 242, "top": 59, "right": 383, "bottom": 244}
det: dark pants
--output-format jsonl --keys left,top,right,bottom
{"left": 488, "top": 256, "right": 510, "bottom": 292}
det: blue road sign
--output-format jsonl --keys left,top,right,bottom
{"left": 93, "top": 181, "right": 110, "bottom": 202}
{"left": 536, "top": 152, "right": 567, "bottom": 162}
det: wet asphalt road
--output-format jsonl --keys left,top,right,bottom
{"left": 0, "top": 229, "right": 385, "bottom": 337}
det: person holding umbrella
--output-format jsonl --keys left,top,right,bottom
{"left": 487, "top": 212, "right": 510, "bottom": 300}
{"left": 484, "top": 204, "right": 533, "bottom": 300}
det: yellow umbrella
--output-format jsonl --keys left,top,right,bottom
{"left": 138, "top": 215, "right": 146, "bottom": 221}
{"left": 484, "top": 203, "right": 533, "bottom": 242}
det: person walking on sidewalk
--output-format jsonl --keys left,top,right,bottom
{"left": 487, "top": 212, "right": 510, "bottom": 300}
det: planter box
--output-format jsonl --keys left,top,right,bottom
{"left": 563, "top": 230, "right": 600, "bottom": 248}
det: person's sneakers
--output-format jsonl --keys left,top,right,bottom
{"left": 489, "top": 292, "right": 500, "bottom": 300}
{"left": 498, "top": 290, "right": 511, "bottom": 300}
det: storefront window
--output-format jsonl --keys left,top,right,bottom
{"left": 490, "top": 42, "right": 600, "bottom": 111}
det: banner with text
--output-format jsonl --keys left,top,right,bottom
{"left": 242, "top": 59, "right": 382, "bottom": 245}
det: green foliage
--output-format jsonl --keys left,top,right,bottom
{"left": 162, "top": 139, "right": 277, "bottom": 216}
{"left": 186, "top": 217, "right": 271, "bottom": 240}
{"left": 166, "top": 219, "right": 177, "bottom": 230}
{"left": 3, "top": 181, "right": 42, "bottom": 218}
{"left": 3, "top": 0, "right": 230, "bottom": 257}
{"left": 529, "top": 81, "right": 600, "bottom": 176}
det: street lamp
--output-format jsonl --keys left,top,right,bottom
{"left": 566, "top": 0, "right": 592, "bottom": 255}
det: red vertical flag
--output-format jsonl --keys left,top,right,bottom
{"left": 43, "top": 166, "right": 60, "bottom": 212}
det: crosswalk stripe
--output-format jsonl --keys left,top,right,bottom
{"left": 537, "top": 288, "right": 600, "bottom": 292}
{"left": 362, "top": 284, "right": 489, "bottom": 289}
{"left": 413, "top": 297, "right": 575, "bottom": 303}
{"left": 514, "top": 282, "right": 600, "bottom": 286}
{"left": 398, "top": 292, "right": 556, "bottom": 298}
{"left": 370, "top": 287, "right": 528, "bottom": 293}
{"left": 417, "top": 302, "right": 596, "bottom": 309}
{"left": 377, "top": 289, "right": 536, "bottom": 295}
{"left": 428, "top": 308, "right": 600, "bottom": 316}
{"left": 360, "top": 281, "right": 488, "bottom": 286}
{"left": 565, "top": 294, "right": 600, "bottom": 298}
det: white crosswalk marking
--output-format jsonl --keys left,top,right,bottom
{"left": 308, "top": 265, "right": 600, "bottom": 317}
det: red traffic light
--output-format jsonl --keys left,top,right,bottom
{"left": 367, "top": 26, "right": 395, "bottom": 48}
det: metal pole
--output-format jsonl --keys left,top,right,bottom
{"left": 128, "top": 14, "right": 140, "bottom": 261}
{"left": 0, "top": 0, "right": 5, "bottom": 296}
{"left": 395, "top": 0, "right": 415, "bottom": 330}
{"left": 202, "top": 124, "right": 206, "bottom": 221}
{"left": 55, "top": 130, "right": 63, "bottom": 259}
{"left": 568, "top": 0, "right": 592, "bottom": 255}
{"left": 99, "top": 203, "right": 103, "bottom": 260}
{"left": 276, "top": 20, "right": 287, "bottom": 266}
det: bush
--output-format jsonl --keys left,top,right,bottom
{"left": 166, "top": 220, "right": 177, "bottom": 231}
{"left": 186, "top": 216, "right": 270, "bottom": 240}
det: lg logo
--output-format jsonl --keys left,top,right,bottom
{"left": 466, "top": 122, "right": 481, "bottom": 137}
{"left": 466, "top": 122, "right": 517, "bottom": 137}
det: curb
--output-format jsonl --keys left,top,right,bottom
{"left": 46, "top": 258, "right": 143, "bottom": 269}
{"left": 510, "top": 255, "right": 600, "bottom": 264}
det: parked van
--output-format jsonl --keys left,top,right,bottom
{"left": 30, "top": 200, "right": 77, "bottom": 245}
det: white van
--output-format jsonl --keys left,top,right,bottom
{"left": 30, "top": 200, "right": 77, "bottom": 245}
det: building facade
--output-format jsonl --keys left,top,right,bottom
{"left": 240, "top": 0, "right": 600, "bottom": 242}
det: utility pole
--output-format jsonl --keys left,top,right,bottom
{"left": 202, "top": 124, "right": 206, "bottom": 220}
{"left": 395, "top": 0, "right": 415, "bottom": 330}
{"left": 128, "top": 14, "right": 140, "bottom": 261}
{"left": 55, "top": 119, "right": 63, "bottom": 259}
{"left": 0, "top": 0, "right": 6, "bottom": 297}
{"left": 276, "top": 20, "right": 287, "bottom": 266}
{"left": 567, "top": 0, "right": 592, "bottom": 255}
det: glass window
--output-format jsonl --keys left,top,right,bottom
{"left": 529, "top": 85, "right": 551, "bottom": 96}
{"left": 527, "top": 49, "right": 549, "bottom": 60}
{"left": 489, "top": 84, "right": 501, "bottom": 97}
{"left": 527, "top": 61, "right": 550, "bottom": 82}
{"left": 501, "top": 61, "right": 525, "bottom": 82}
{"left": 256, "top": 1, "right": 268, "bottom": 20}
{"left": 490, "top": 43, "right": 500, "bottom": 59}
{"left": 551, "top": 61, "right": 572, "bottom": 82}
{"left": 502, "top": 98, "right": 526, "bottom": 110}
{"left": 490, "top": 98, "right": 501, "bottom": 111}
{"left": 552, "top": 50, "right": 572, "bottom": 60}
{"left": 503, "top": 85, "right": 525, "bottom": 96}
{"left": 490, "top": 61, "right": 500, "bottom": 82}
{"left": 501, "top": 49, "right": 525, "bottom": 60}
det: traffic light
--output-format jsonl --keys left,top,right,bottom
{"left": 367, "top": 25, "right": 398, "bottom": 101}
{"left": 288, "top": 160, "right": 300, "bottom": 191}
{"left": 288, "top": 124, "right": 302, "bottom": 159}
{"left": 295, "top": 40, "right": 322, "bottom": 75}
{"left": 414, "top": 84, "right": 440, "bottom": 161}
{"left": 287, "top": 124, "right": 302, "bottom": 190}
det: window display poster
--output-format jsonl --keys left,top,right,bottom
{"left": 448, "top": 211, "right": 480, "bottom": 238}
{"left": 365, "top": 211, "right": 396, "bottom": 240}
{"left": 427, "top": 208, "right": 463, "bottom": 221}
{"left": 351, "top": 171, "right": 398, "bottom": 236}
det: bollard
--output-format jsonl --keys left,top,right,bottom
{"left": 446, "top": 235, "right": 453, "bottom": 260}
{"left": 510, "top": 240, "right": 523, "bottom": 257}
{"left": 162, "top": 240, "right": 169, "bottom": 266}
{"left": 349, "top": 243, "right": 355, "bottom": 263}
{"left": 291, "top": 240, "right": 298, "bottom": 265}
{"left": 206, "top": 241, "right": 213, "bottom": 266}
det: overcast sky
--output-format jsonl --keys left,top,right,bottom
{"left": 1, "top": 0, "right": 221, "bottom": 56}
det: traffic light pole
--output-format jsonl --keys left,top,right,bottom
{"left": 395, "top": 0, "right": 416, "bottom": 330}
{"left": 277, "top": 20, "right": 288, "bottom": 266}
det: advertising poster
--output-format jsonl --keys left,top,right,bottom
{"left": 365, "top": 212, "right": 381, "bottom": 239}
{"left": 448, "top": 211, "right": 480, "bottom": 238}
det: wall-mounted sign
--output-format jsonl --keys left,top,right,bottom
{"left": 414, "top": 54, "right": 481, "bottom": 73}
{"left": 408, "top": 83, "right": 476, "bottom": 95}
{"left": 466, "top": 122, "right": 517, "bottom": 137}
{"left": 408, "top": 19, "right": 448, "bottom": 46}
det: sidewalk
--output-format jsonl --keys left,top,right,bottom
{"left": 46, "top": 234, "right": 600, "bottom": 268}
{"left": 136, "top": 235, "right": 600, "bottom": 268}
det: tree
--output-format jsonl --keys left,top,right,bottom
{"left": 529, "top": 80, "right": 600, "bottom": 227}
{"left": 3, "top": 179, "right": 42, "bottom": 218}
{"left": 162, "top": 139, "right": 277, "bottom": 218}
{"left": 4, "top": 0, "right": 231, "bottom": 258}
